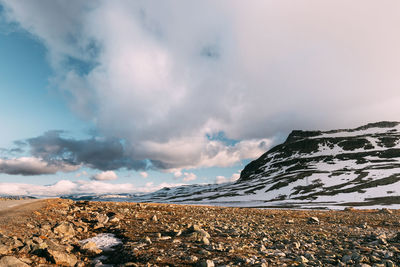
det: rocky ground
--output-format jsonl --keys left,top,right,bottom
{"left": 0, "top": 199, "right": 400, "bottom": 266}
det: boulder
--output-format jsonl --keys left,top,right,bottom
{"left": 46, "top": 248, "right": 78, "bottom": 266}
{"left": 81, "top": 241, "right": 102, "bottom": 254}
{"left": 0, "top": 256, "right": 30, "bottom": 267}
{"left": 53, "top": 222, "right": 75, "bottom": 237}
{"left": 197, "top": 259, "right": 215, "bottom": 267}
{"left": 307, "top": 217, "right": 320, "bottom": 225}
{"left": 96, "top": 214, "right": 109, "bottom": 224}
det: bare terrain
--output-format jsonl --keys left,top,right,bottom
{"left": 0, "top": 198, "right": 399, "bottom": 266}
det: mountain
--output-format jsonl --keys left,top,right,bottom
{"left": 68, "top": 121, "right": 400, "bottom": 209}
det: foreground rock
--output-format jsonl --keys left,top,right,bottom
{"left": 0, "top": 199, "right": 400, "bottom": 266}
{"left": 0, "top": 256, "right": 30, "bottom": 267}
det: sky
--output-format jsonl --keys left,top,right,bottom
{"left": 1, "top": 1, "right": 400, "bottom": 196}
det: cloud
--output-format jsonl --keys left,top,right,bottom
{"left": 6, "top": 131, "right": 269, "bottom": 173}
{"left": 173, "top": 170, "right": 182, "bottom": 178}
{"left": 25, "top": 130, "right": 147, "bottom": 171}
{"left": 91, "top": 170, "right": 117, "bottom": 181}
{"left": 2, "top": 1, "right": 400, "bottom": 172}
{"left": 140, "top": 171, "right": 148, "bottom": 178}
{"left": 0, "top": 180, "right": 186, "bottom": 196}
{"left": 182, "top": 172, "right": 197, "bottom": 182}
{"left": 0, "top": 157, "right": 79, "bottom": 175}
{"left": 215, "top": 172, "right": 240, "bottom": 184}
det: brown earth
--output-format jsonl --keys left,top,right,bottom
{"left": 0, "top": 199, "right": 46, "bottom": 226}
{"left": 0, "top": 198, "right": 400, "bottom": 266}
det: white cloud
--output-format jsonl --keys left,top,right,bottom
{"left": 230, "top": 173, "right": 240, "bottom": 182}
{"left": 0, "top": 180, "right": 185, "bottom": 196}
{"left": 140, "top": 171, "right": 148, "bottom": 178}
{"left": 215, "top": 172, "right": 240, "bottom": 184}
{"left": 91, "top": 170, "right": 117, "bottom": 181}
{"left": 216, "top": 175, "right": 228, "bottom": 184}
{"left": 3, "top": 1, "right": 400, "bottom": 171}
{"left": 182, "top": 172, "right": 197, "bottom": 182}
{"left": 0, "top": 157, "right": 79, "bottom": 175}
{"left": 173, "top": 170, "right": 182, "bottom": 178}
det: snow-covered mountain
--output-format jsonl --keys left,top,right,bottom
{"left": 69, "top": 122, "right": 400, "bottom": 209}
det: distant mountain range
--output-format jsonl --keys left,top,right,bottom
{"left": 66, "top": 121, "right": 400, "bottom": 209}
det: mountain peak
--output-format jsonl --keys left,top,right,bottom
{"left": 285, "top": 121, "right": 399, "bottom": 144}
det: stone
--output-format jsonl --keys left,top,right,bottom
{"left": 53, "top": 222, "right": 75, "bottom": 237}
{"left": 81, "top": 241, "right": 102, "bottom": 254}
{"left": 46, "top": 248, "right": 78, "bottom": 266}
{"left": 151, "top": 215, "right": 158, "bottom": 222}
{"left": 296, "top": 256, "right": 309, "bottom": 263}
{"left": 144, "top": 236, "right": 152, "bottom": 244}
{"left": 109, "top": 216, "right": 120, "bottom": 223}
{"left": 342, "top": 255, "right": 352, "bottom": 263}
{"left": 380, "top": 208, "right": 393, "bottom": 214}
{"left": 344, "top": 207, "right": 356, "bottom": 211}
{"left": 202, "top": 237, "right": 210, "bottom": 245}
{"left": 93, "top": 222, "right": 104, "bottom": 229}
{"left": 292, "top": 241, "right": 300, "bottom": 249}
{"left": 307, "top": 217, "right": 320, "bottom": 224}
{"left": 0, "top": 256, "right": 30, "bottom": 267}
{"left": 0, "top": 244, "right": 11, "bottom": 255}
{"left": 96, "top": 214, "right": 109, "bottom": 224}
{"left": 197, "top": 259, "right": 215, "bottom": 267}
{"left": 188, "top": 255, "right": 198, "bottom": 262}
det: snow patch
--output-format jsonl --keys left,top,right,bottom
{"left": 80, "top": 233, "right": 122, "bottom": 251}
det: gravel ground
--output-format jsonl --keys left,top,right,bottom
{"left": 0, "top": 199, "right": 41, "bottom": 213}
{"left": 0, "top": 199, "right": 399, "bottom": 266}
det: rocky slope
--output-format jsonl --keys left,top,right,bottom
{"left": 234, "top": 121, "right": 400, "bottom": 208}
{"left": 86, "top": 121, "right": 400, "bottom": 209}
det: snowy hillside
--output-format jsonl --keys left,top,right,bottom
{"left": 69, "top": 122, "right": 400, "bottom": 209}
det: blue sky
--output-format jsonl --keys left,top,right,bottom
{"left": 1, "top": 1, "right": 400, "bottom": 196}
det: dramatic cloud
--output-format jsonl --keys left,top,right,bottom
{"left": 2, "top": 1, "right": 400, "bottom": 172}
{"left": 140, "top": 172, "right": 148, "bottom": 178}
{"left": 25, "top": 130, "right": 147, "bottom": 171}
{"left": 0, "top": 180, "right": 185, "bottom": 196}
{"left": 0, "top": 157, "right": 78, "bottom": 175}
{"left": 91, "top": 170, "right": 117, "bottom": 181}
{"left": 7, "top": 131, "right": 269, "bottom": 173}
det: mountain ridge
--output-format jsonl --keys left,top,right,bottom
{"left": 66, "top": 121, "right": 400, "bottom": 209}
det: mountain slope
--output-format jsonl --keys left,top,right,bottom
{"left": 69, "top": 122, "right": 400, "bottom": 209}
